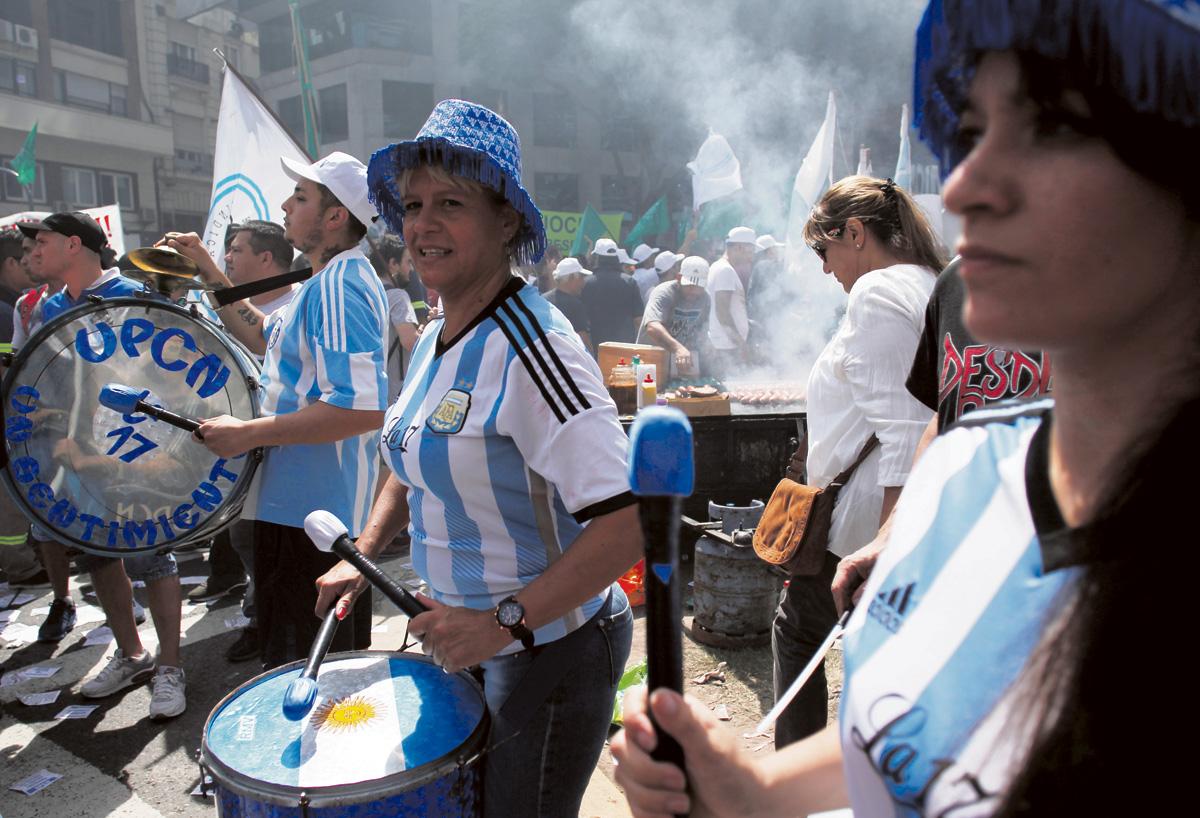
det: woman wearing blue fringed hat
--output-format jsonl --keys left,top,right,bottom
{"left": 315, "top": 99, "right": 638, "bottom": 817}
{"left": 612, "top": 0, "right": 1200, "bottom": 816}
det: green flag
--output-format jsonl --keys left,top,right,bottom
{"left": 569, "top": 205, "right": 612, "bottom": 257}
{"left": 696, "top": 195, "right": 745, "bottom": 240}
{"left": 625, "top": 196, "right": 670, "bottom": 248}
{"left": 11, "top": 122, "right": 37, "bottom": 186}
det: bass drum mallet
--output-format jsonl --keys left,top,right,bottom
{"left": 628, "top": 405, "right": 694, "bottom": 815}
{"left": 303, "top": 510, "right": 428, "bottom": 619}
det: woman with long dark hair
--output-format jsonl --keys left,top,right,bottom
{"left": 612, "top": 2, "right": 1200, "bottom": 815}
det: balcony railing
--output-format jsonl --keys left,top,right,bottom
{"left": 167, "top": 53, "right": 211, "bottom": 85}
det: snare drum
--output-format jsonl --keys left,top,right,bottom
{"left": 202, "top": 652, "right": 487, "bottom": 817}
{"left": 0, "top": 297, "right": 262, "bottom": 556}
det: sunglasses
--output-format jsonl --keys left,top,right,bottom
{"left": 809, "top": 226, "right": 844, "bottom": 262}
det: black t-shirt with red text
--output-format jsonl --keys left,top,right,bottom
{"left": 906, "top": 260, "right": 1052, "bottom": 430}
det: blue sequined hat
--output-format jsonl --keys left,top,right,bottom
{"left": 914, "top": 0, "right": 1200, "bottom": 176}
{"left": 367, "top": 100, "right": 546, "bottom": 265}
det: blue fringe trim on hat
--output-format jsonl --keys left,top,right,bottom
{"left": 367, "top": 138, "right": 547, "bottom": 266}
{"left": 914, "top": 0, "right": 1200, "bottom": 177}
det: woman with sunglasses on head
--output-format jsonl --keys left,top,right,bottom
{"left": 612, "top": 1, "right": 1200, "bottom": 816}
{"left": 771, "top": 176, "right": 945, "bottom": 749}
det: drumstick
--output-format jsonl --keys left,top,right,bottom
{"left": 754, "top": 608, "right": 852, "bottom": 735}
{"left": 98, "top": 383, "right": 202, "bottom": 434}
{"left": 282, "top": 606, "right": 340, "bottom": 720}
{"left": 304, "top": 510, "right": 428, "bottom": 619}
{"left": 628, "top": 406, "right": 694, "bottom": 804}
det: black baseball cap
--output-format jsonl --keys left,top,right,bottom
{"left": 17, "top": 212, "right": 109, "bottom": 254}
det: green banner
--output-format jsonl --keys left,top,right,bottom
{"left": 11, "top": 122, "right": 37, "bottom": 186}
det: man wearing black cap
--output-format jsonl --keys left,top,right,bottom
{"left": 18, "top": 212, "right": 190, "bottom": 720}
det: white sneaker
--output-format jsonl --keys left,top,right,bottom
{"left": 148, "top": 665, "right": 186, "bottom": 720}
{"left": 81, "top": 649, "right": 155, "bottom": 698}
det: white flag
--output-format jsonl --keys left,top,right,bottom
{"left": 202, "top": 67, "right": 308, "bottom": 270}
{"left": 856, "top": 146, "right": 874, "bottom": 177}
{"left": 894, "top": 104, "right": 912, "bottom": 190}
{"left": 686, "top": 131, "right": 743, "bottom": 210}
{"left": 785, "top": 91, "right": 837, "bottom": 273}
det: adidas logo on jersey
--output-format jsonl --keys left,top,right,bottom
{"left": 867, "top": 582, "right": 917, "bottom": 634}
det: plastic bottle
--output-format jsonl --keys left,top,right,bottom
{"left": 609, "top": 357, "right": 637, "bottom": 416}
{"left": 638, "top": 371, "right": 657, "bottom": 410}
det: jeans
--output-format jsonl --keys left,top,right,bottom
{"left": 77, "top": 548, "right": 177, "bottom": 583}
{"left": 479, "top": 585, "right": 633, "bottom": 818}
{"left": 771, "top": 551, "right": 839, "bottom": 749}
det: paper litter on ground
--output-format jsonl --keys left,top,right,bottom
{"left": 9, "top": 768, "right": 63, "bottom": 795}
{"left": 18, "top": 690, "right": 61, "bottom": 706}
{"left": 54, "top": 704, "right": 98, "bottom": 719}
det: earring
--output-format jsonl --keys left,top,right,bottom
{"left": 856, "top": 244, "right": 862, "bottom": 250}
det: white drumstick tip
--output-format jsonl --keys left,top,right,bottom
{"left": 304, "top": 510, "right": 347, "bottom": 552}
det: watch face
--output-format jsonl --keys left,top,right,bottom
{"left": 497, "top": 600, "right": 523, "bottom": 628}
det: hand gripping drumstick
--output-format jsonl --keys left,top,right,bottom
{"left": 98, "top": 383, "right": 202, "bottom": 434}
{"left": 282, "top": 606, "right": 340, "bottom": 720}
{"left": 754, "top": 608, "right": 852, "bottom": 735}
{"left": 304, "top": 510, "right": 429, "bottom": 619}
{"left": 628, "top": 406, "right": 694, "bottom": 807}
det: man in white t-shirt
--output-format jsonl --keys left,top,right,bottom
{"left": 706, "top": 225, "right": 756, "bottom": 375}
{"left": 629, "top": 243, "right": 659, "bottom": 302}
{"left": 370, "top": 235, "right": 419, "bottom": 404}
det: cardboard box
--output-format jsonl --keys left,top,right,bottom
{"left": 598, "top": 342, "right": 669, "bottom": 385}
{"left": 667, "top": 394, "right": 732, "bottom": 417}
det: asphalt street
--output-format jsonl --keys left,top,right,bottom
{"left": 0, "top": 545, "right": 632, "bottom": 818}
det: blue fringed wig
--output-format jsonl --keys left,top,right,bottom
{"left": 913, "top": 0, "right": 1200, "bottom": 178}
{"left": 367, "top": 100, "right": 547, "bottom": 266}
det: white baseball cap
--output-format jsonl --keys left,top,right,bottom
{"left": 755, "top": 234, "right": 786, "bottom": 252}
{"left": 592, "top": 237, "right": 619, "bottom": 256}
{"left": 632, "top": 243, "right": 660, "bottom": 263}
{"left": 679, "top": 255, "right": 710, "bottom": 287}
{"left": 553, "top": 257, "right": 593, "bottom": 278}
{"left": 616, "top": 247, "right": 636, "bottom": 265}
{"left": 726, "top": 225, "right": 757, "bottom": 245}
{"left": 281, "top": 152, "right": 378, "bottom": 227}
{"left": 654, "top": 250, "right": 685, "bottom": 272}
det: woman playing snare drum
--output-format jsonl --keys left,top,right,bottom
{"left": 316, "top": 100, "right": 639, "bottom": 817}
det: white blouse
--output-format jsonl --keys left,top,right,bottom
{"left": 805, "top": 263, "right": 936, "bottom": 557}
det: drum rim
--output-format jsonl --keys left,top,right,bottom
{"left": 0, "top": 296, "right": 264, "bottom": 556}
{"left": 200, "top": 650, "right": 490, "bottom": 808}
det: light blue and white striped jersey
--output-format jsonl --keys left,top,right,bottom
{"left": 381, "top": 278, "right": 633, "bottom": 653}
{"left": 839, "top": 399, "right": 1077, "bottom": 817}
{"left": 242, "top": 248, "right": 389, "bottom": 535}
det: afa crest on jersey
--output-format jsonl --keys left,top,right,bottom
{"left": 426, "top": 388, "right": 472, "bottom": 434}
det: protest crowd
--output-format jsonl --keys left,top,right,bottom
{"left": 0, "top": 0, "right": 1196, "bottom": 816}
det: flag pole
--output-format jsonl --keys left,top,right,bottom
{"left": 287, "top": 0, "right": 320, "bottom": 158}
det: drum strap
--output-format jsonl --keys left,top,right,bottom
{"left": 210, "top": 268, "right": 313, "bottom": 307}
{"left": 489, "top": 588, "right": 616, "bottom": 747}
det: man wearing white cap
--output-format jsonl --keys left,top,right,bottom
{"left": 544, "top": 257, "right": 594, "bottom": 352}
{"left": 637, "top": 255, "right": 711, "bottom": 378}
{"left": 168, "top": 151, "right": 389, "bottom": 666}
{"left": 632, "top": 246, "right": 676, "bottom": 303}
{"left": 706, "top": 225, "right": 757, "bottom": 374}
{"left": 629, "top": 243, "right": 659, "bottom": 302}
{"left": 583, "top": 237, "right": 643, "bottom": 346}
{"left": 749, "top": 233, "right": 791, "bottom": 330}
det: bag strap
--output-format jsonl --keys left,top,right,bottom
{"left": 827, "top": 434, "right": 879, "bottom": 489}
{"left": 210, "top": 267, "right": 312, "bottom": 307}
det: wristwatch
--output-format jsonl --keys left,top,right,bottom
{"left": 495, "top": 595, "right": 535, "bottom": 650}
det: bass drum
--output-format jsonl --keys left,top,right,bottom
{"left": 1, "top": 296, "right": 262, "bottom": 556}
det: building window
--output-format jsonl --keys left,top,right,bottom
{"left": 48, "top": 0, "right": 123, "bottom": 57}
{"left": 54, "top": 70, "right": 129, "bottom": 117}
{"left": 62, "top": 167, "right": 98, "bottom": 207}
{"left": 602, "top": 175, "right": 640, "bottom": 213}
{"left": 174, "top": 149, "right": 213, "bottom": 177}
{"left": 601, "top": 113, "right": 641, "bottom": 152}
{"left": 382, "top": 81, "right": 434, "bottom": 139}
{"left": 277, "top": 95, "right": 305, "bottom": 144}
{"left": 533, "top": 92, "right": 576, "bottom": 148}
{"left": 534, "top": 172, "right": 579, "bottom": 211}
{"left": 259, "top": 12, "right": 296, "bottom": 73}
{"left": 0, "top": 1, "right": 35, "bottom": 27}
{"left": 1, "top": 157, "right": 47, "bottom": 203}
{"left": 460, "top": 85, "right": 508, "bottom": 118}
{"left": 0, "top": 58, "right": 38, "bottom": 97}
{"left": 167, "top": 42, "right": 210, "bottom": 84}
{"left": 318, "top": 84, "right": 349, "bottom": 143}
{"left": 99, "top": 171, "right": 136, "bottom": 211}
